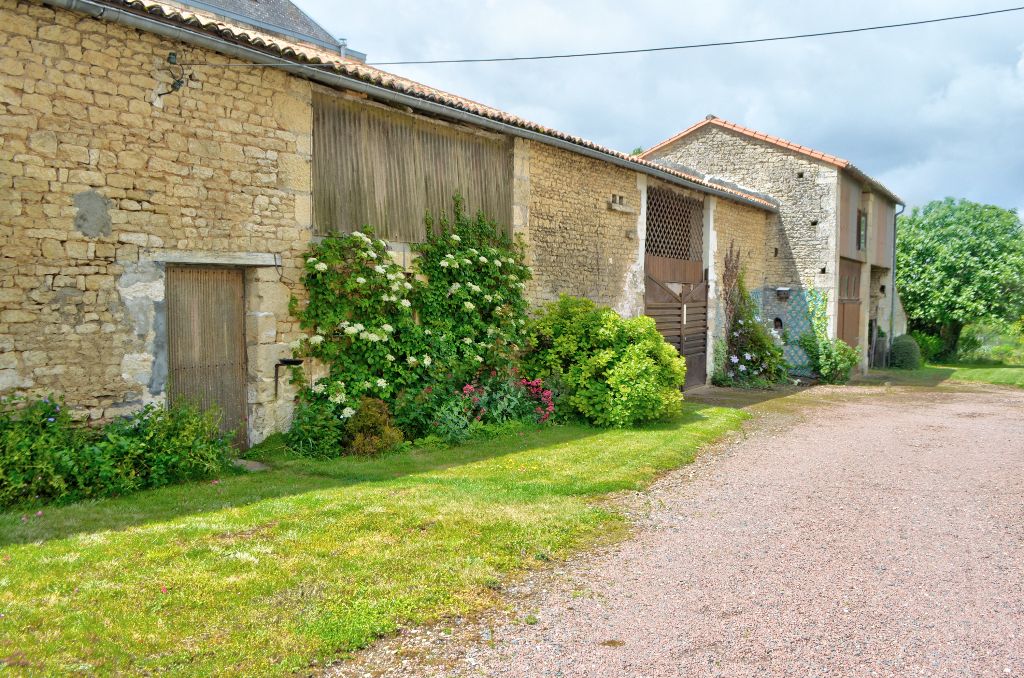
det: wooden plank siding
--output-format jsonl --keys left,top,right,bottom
{"left": 312, "top": 89, "right": 514, "bottom": 241}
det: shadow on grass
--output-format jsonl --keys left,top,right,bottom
{"left": 684, "top": 383, "right": 811, "bottom": 410}
{"left": 0, "top": 404, "right": 722, "bottom": 548}
{"left": 857, "top": 366, "right": 957, "bottom": 387}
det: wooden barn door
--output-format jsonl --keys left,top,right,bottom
{"left": 166, "top": 266, "right": 248, "bottom": 449}
{"left": 644, "top": 187, "right": 707, "bottom": 389}
{"left": 838, "top": 257, "right": 862, "bottom": 348}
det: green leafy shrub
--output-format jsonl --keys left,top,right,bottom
{"left": 0, "top": 397, "right": 231, "bottom": 508}
{"left": 286, "top": 395, "right": 349, "bottom": 459}
{"left": 523, "top": 296, "right": 686, "bottom": 427}
{"left": 797, "top": 289, "right": 860, "bottom": 384}
{"left": 955, "top": 321, "right": 1024, "bottom": 365}
{"left": 910, "top": 330, "right": 942, "bottom": 363}
{"left": 346, "top": 397, "right": 404, "bottom": 456}
{"left": 890, "top": 334, "right": 922, "bottom": 370}
{"left": 288, "top": 391, "right": 404, "bottom": 457}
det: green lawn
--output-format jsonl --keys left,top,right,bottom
{"left": 0, "top": 403, "right": 745, "bottom": 676}
{"left": 866, "top": 363, "right": 1024, "bottom": 388}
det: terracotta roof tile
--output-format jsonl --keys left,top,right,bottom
{"left": 642, "top": 116, "right": 902, "bottom": 205}
{"left": 94, "top": 0, "right": 777, "bottom": 211}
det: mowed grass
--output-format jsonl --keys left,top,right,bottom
{"left": 867, "top": 363, "right": 1024, "bottom": 388}
{"left": 942, "top": 363, "right": 1024, "bottom": 388}
{"left": 0, "top": 403, "right": 745, "bottom": 676}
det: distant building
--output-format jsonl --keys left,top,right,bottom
{"left": 643, "top": 116, "right": 906, "bottom": 373}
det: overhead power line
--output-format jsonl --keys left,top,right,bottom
{"left": 368, "top": 6, "right": 1024, "bottom": 66}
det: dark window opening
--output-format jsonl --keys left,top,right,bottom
{"left": 820, "top": 266, "right": 827, "bottom": 274}
{"left": 856, "top": 209, "right": 868, "bottom": 250}
{"left": 774, "top": 247, "right": 779, "bottom": 257}
{"left": 811, "top": 219, "right": 819, "bottom": 226}
{"left": 797, "top": 171, "right": 805, "bottom": 179}
{"left": 773, "top": 317, "right": 784, "bottom": 331}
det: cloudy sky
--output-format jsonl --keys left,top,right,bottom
{"left": 298, "top": 1, "right": 1024, "bottom": 213}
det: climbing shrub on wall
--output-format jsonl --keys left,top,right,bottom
{"left": 412, "top": 194, "right": 532, "bottom": 381}
{"left": 714, "top": 272, "right": 789, "bottom": 388}
{"left": 291, "top": 230, "right": 428, "bottom": 405}
{"left": 797, "top": 289, "right": 860, "bottom": 384}
{"left": 712, "top": 241, "right": 789, "bottom": 388}
{"left": 290, "top": 196, "right": 534, "bottom": 454}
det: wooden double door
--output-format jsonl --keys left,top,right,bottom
{"left": 645, "top": 256, "right": 708, "bottom": 389}
{"left": 838, "top": 257, "right": 862, "bottom": 348}
{"left": 166, "top": 265, "right": 249, "bottom": 449}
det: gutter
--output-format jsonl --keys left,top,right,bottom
{"left": 888, "top": 203, "right": 905, "bottom": 365}
{"left": 43, "top": 0, "right": 777, "bottom": 213}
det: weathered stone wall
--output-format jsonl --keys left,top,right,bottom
{"left": 0, "top": 0, "right": 311, "bottom": 441}
{"left": 646, "top": 124, "right": 838, "bottom": 293}
{"left": 521, "top": 140, "right": 645, "bottom": 317}
{"left": 710, "top": 197, "right": 773, "bottom": 290}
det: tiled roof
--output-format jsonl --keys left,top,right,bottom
{"left": 169, "top": 0, "right": 340, "bottom": 49}
{"left": 642, "top": 116, "right": 903, "bottom": 205}
{"left": 92, "top": 0, "right": 778, "bottom": 212}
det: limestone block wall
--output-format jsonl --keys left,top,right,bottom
{"left": 520, "top": 140, "right": 645, "bottom": 317}
{"left": 646, "top": 125, "right": 838, "bottom": 332}
{"left": 0, "top": 0, "right": 311, "bottom": 442}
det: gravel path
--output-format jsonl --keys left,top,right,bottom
{"left": 329, "top": 384, "right": 1024, "bottom": 677}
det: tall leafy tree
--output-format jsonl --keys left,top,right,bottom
{"left": 896, "top": 198, "right": 1024, "bottom": 356}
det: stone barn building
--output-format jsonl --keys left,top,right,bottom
{"left": 643, "top": 116, "right": 905, "bottom": 372}
{"left": 0, "top": 0, "right": 776, "bottom": 445}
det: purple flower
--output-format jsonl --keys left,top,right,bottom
{"left": 730, "top": 355, "right": 740, "bottom": 364}
{"left": 47, "top": 417, "right": 55, "bottom": 423}
{"left": 739, "top": 365, "right": 747, "bottom": 372}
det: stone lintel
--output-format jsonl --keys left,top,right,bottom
{"left": 140, "top": 250, "right": 281, "bottom": 267}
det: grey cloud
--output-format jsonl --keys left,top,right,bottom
{"left": 300, "top": 0, "right": 1024, "bottom": 212}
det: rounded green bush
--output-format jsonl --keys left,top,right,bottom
{"left": 890, "top": 334, "right": 922, "bottom": 370}
{"left": 523, "top": 296, "right": 687, "bottom": 427}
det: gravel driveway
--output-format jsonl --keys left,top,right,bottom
{"left": 330, "top": 383, "right": 1024, "bottom": 677}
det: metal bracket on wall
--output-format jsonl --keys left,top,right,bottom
{"left": 274, "top": 358, "right": 304, "bottom": 398}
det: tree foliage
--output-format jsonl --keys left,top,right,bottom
{"left": 896, "top": 198, "right": 1024, "bottom": 355}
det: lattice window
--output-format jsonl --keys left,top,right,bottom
{"left": 645, "top": 187, "right": 704, "bottom": 261}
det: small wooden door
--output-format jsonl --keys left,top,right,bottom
{"left": 166, "top": 266, "right": 248, "bottom": 449}
{"left": 838, "top": 257, "right": 862, "bottom": 348}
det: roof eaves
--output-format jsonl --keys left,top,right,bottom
{"left": 72, "top": 0, "right": 776, "bottom": 212}
{"left": 651, "top": 159, "right": 780, "bottom": 210}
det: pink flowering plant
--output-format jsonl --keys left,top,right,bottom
{"left": 393, "top": 373, "right": 556, "bottom": 443}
